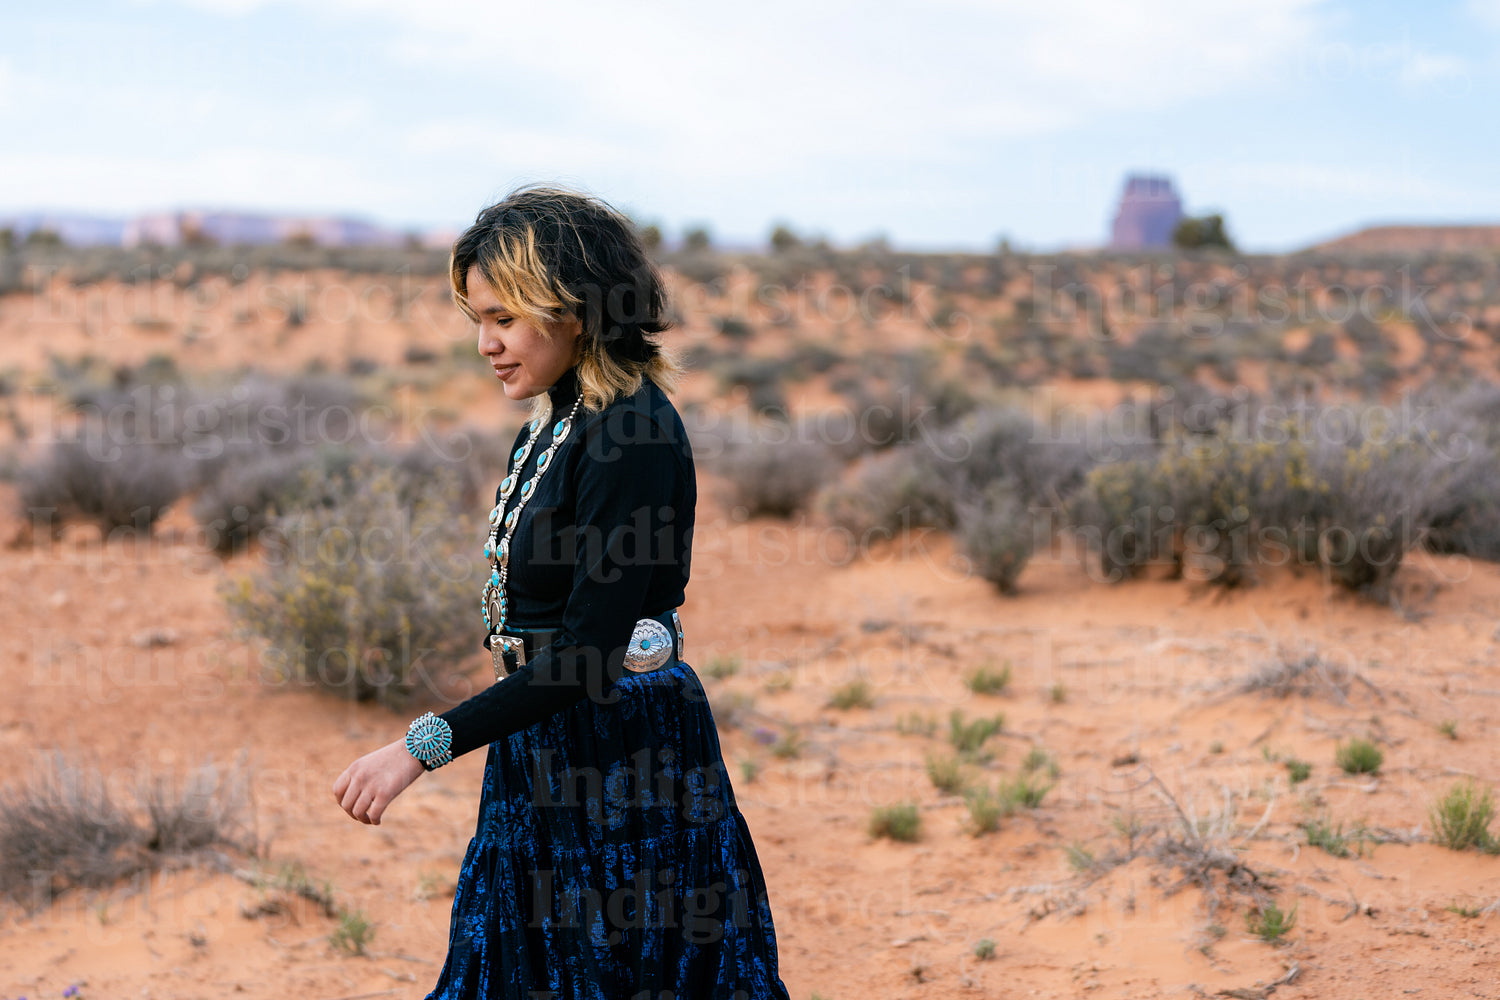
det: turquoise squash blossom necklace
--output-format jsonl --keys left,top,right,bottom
{"left": 481, "top": 390, "right": 585, "bottom": 643}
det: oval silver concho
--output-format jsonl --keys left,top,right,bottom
{"left": 624, "top": 618, "right": 674, "bottom": 672}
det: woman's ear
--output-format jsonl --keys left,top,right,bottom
{"left": 556, "top": 313, "right": 585, "bottom": 358}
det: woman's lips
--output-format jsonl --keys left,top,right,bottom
{"left": 494, "top": 364, "right": 519, "bottom": 381}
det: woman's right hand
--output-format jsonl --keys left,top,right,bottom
{"left": 332, "top": 739, "right": 427, "bottom": 825}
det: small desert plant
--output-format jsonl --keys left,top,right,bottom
{"left": 973, "top": 938, "right": 996, "bottom": 960}
{"left": 763, "top": 669, "right": 794, "bottom": 693}
{"left": 1236, "top": 640, "right": 1353, "bottom": 702}
{"left": 869, "top": 803, "right": 922, "bottom": 842}
{"left": 712, "top": 691, "right": 757, "bottom": 730}
{"left": 896, "top": 712, "right": 937, "bottom": 737}
{"left": 1438, "top": 719, "right": 1459, "bottom": 740}
{"left": 827, "top": 679, "right": 875, "bottom": 710}
{"left": 1021, "top": 746, "right": 1059, "bottom": 779}
{"left": 966, "top": 661, "right": 1012, "bottom": 696}
{"left": 329, "top": 908, "right": 374, "bottom": 956}
{"left": 704, "top": 655, "right": 741, "bottom": 680}
{"left": 770, "top": 728, "right": 805, "bottom": 759}
{"left": 1000, "top": 772, "right": 1053, "bottom": 810}
{"left": 1335, "top": 738, "right": 1383, "bottom": 776}
{"left": 1429, "top": 779, "right": 1498, "bottom": 852}
{"left": 1246, "top": 901, "right": 1297, "bottom": 943}
{"left": 1065, "top": 841, "right": 1097, "bottom": 873}
{"left": 246, "top": 859, "right": 337, "bottom": 917}
{"left": 1049, "top": 682, "right": 1067, "bottom": 704}
{"left": 1301, "top": 815, "right": 1369, "bottom": 859}
{"left": 1284, "top": 758, "right": 1312, "bottom": 785}
{"left": 738, "top": 758, "right": 760, "bottom": 784}
{"left": 413, "top": 869, "right": 451, "bottom": 903}
{"left": 925, "top": 754, "right": 969, "bottom": 795}
{"left": 964, "top": 785, "right": 1008, "bottom": 835}
{"left": 948, "top": 710, "right": 1004, "bottom": 761}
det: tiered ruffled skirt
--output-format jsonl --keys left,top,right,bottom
{"left": 425, "top": 661, "right": 792, "bottom": 1000}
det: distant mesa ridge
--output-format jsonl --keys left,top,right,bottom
{"left": 1307, "top": 224, "right": 1500, "bottom": 254}
{"left": 1109, "top": 173, "right": 1183, "bottom": 250}
{"left": 0, "top": 210, "right": 451, "bottom": 248}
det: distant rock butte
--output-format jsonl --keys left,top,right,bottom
{"left": 1110, "top": 174, "right": 1184, "bottom": 250}
{"left": 1309, "top": 224, "right": 1500, "bottom": 254}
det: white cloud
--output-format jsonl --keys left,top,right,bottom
{"left": 1469, "top": 0, "right": 1500, "bottom": 28}
{"left": 1206, "top": 160, "right": 1482, "bottom": 206}
{"left": 0, "top": 148, "right": 406, "bottom": 216}
{"left": 153, "top": 0, "right": 1334, "bottom": 174}
{"left": 1398, "top": 51, "right": 1469, "bottom": 86}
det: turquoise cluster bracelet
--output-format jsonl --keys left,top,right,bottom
{"left": 405, "top": 711, "right": 454, "bottom": 770}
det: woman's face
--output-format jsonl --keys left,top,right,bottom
{"left": 468, "top": 265, "right": 581, "bottom": 401}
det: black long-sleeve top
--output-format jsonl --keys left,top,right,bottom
{"left": 433, "top": 364, "right": 696, "bottom": 762}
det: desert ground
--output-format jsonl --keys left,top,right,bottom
{"left": 1, "top": 246, "right": 1498, "bottom": 999}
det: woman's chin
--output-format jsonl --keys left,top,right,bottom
{"left": 500, "top": 381, "right": 538, "bottom": 400}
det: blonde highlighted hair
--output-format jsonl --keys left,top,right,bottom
{"left": 449, "top": 185, "right": 682, "bottom": 422}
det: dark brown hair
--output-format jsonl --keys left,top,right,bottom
{"left": 449, "top": 184, "right": 681, "bottom": 418}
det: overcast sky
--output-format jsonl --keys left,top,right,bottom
{"left": 3, "top": 0, "right": 1498, "bottom": 252}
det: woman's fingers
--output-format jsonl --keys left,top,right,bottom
{"left": 352, "top": 787, "right": 377, "bottom": 824}
{"left": 366, "top": 793, "right": 388, "bottom": 826}
{"left": 341, "top": 773, "right": 365, "bottom": 817}
{"left": 332, "top": 767, "right": 351, "bottom": 802}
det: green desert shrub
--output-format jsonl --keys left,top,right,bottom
{"left": 925, "top": 754, "right": 969, "bottom": 795}
{"left": 869, "top": 803, "right": 921, "bottom": 842}
{"left": 964, "top": 785, "right": 1008, "bottom": 835}
{"left": 191, "top": 448, "right": 324, "bottom": 553}
{"left": 1429, "top": 779, "right": 1498, "bottom": 852}
{"left": 817, "top": 444, "right": 953, "bottom": 539}
{"left": 1067, "top": 456, "right": 1171, "bottom": 582}
{"left": 965, "top": 661, "right": 1012, "bottom": 695}
{"left": 1301, "top": 815, "right": 1370, "bottom": 859}
{"left": 1334, "top": 738, "right": 1383, "bottom": 775}
{"left": 221, "top": 460, "right": 480, "bottom": 706}
{"left": 999, "top": 771, "right": 1053, "bottom": 810}
{"left": 714, "top": 436, "right": 835, "bottom": 517}
{"left": 948, "top": 710, "right": 1004, "bottom": 761}
{"left": 1308, "top": 429, "right": 1449, "bottom": 598}
{"left": 18, "top": 437, "right": 190, "bottom": 534}
{"left": 330, "top": 908, "right": 375, "bottom": 955}
{"left": 826, "top": 679, "right": 875, "bottom": 710}
{"left": 1067, "top": 400, "right": 1469, "bottom": 597}
{"left": 1407, "top": 380, "right": 1500, "bottom": 561}
{"left": 1020, "top": 747, "right": 1060, "bottom": 779}
{"left": 1247, "top": 900, "right": 1297, "bottom": 943}
{"left": 955, "top": 482, "right": 1034, "bottom": 594}
{"left": 925, "top": 406, "right": 1092, "bottom": 511}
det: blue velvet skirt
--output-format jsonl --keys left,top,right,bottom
{"left": 424, "top": 660, "right": 792, "bottom": 1000}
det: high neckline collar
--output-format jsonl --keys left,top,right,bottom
{"left": 545, "top": 364, "right": 581, "bottom": 410}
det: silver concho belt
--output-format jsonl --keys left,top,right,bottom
{"left": 491, "top": 609, "right": 683, "bottom": 678}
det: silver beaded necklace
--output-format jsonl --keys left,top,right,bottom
{"left": 480, "top": 390, "right": 585, "bottom": 647}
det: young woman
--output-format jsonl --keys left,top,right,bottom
{"left": 332, "top": 186, "right": 793, "bottom": 1000}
